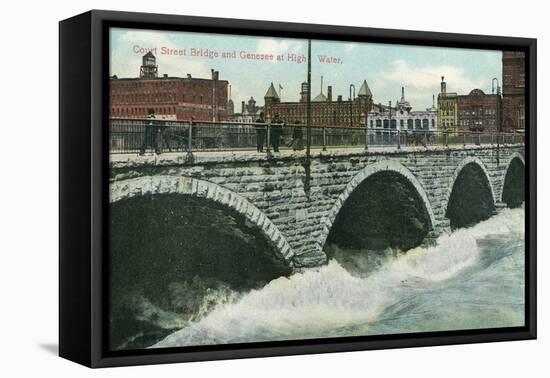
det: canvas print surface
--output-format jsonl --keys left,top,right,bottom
{"left": 108, "top": 27, "right": 526, "bottom": 351}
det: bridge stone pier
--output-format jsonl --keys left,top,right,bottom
{"left": 110, "top": 145, "right": 525, "bottom": 270}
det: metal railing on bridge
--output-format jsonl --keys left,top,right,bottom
{"left": 109, "top": 118, "right": 525, "bottom": 155}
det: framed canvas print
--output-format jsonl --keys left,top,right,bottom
{"left": 59, "top": 10, "right": 537, "bottom": 368}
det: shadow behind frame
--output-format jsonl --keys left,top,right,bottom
{"left": 58, "top": 9, "right": 537, "bottom": 368}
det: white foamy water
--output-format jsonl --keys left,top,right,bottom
{"left": 152, "top": 207, "right": 525, "bottom": 348}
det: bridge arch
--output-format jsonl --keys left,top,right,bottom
{"left": 502, "top": 152, "right": 525, "bottom": 175}
{"left": 319, "top": 160, "right": 436, "bottom": 249}
{"left": 110, "top": 175, "right": 294, "bottom": 263}
{"left": 501, "top": 152, "right": 525, "bottom": 207}
{"left": 109, "top": 175, "right": 295, "bottom": 350}
{"left": 501, "top": 152, "right": 525, "bottom": 202}
{"left": 445, "top": 157, "right": 496, "bottom": 228}
{"left": 445, "top": 156, "right": 497, "bottom": 207}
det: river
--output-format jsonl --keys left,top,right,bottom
{"left": 149, "top": 206, "right": 525, "bottom": 348}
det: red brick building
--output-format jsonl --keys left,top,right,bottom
{"left": 456, "top": 89, "right": 501, "bottom": 132}
{"left": 109, "top": 52, "right": 228, "bottom": 121}
{"left": 264, "top": 80, "right": 377, "bottom": 127}
{"left": 502, "top": 51, "right": 525, "bottom": 132}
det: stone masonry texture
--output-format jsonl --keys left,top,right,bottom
{"left": 110, "top": 145, "right": 525, "bottom": 270}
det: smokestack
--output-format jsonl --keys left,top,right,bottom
{"left": 441, "top": 76, "right": 447, "bottom": 95}
{"left": 337, "top": 95, "right": 342, "bottom": 102}
{"left": 241, "top": 101, "right": 245, "bottom": 114}
{"left": 211, "top": 69, "right": 219, "bottom": 80}
{"left": 328, "top": 86, "right": 333, "bottom": 102}
{"left": 300, "top": 81, "right": 309, "bottom": 103}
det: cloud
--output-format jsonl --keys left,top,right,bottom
{"left": 344, "top": 43, "right": 357, "bottom": 53}
{"left": 372, "top": 60, "right": 488, "bottom": 108}
{"left": 380, "top": 60, "right": 484, "bottom": 92}
{"left": 255, "top": 38, "right": 305, "bottom": 58}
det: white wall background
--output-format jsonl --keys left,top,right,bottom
{"left": 0, "top": 0, "right": 546, "bottom": 376}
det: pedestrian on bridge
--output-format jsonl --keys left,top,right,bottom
{"left": 140, "top": 112, "right": 160, "bottom": 155}
{"left": 291, "top": 120, "right": 304, "bottom": 151}
{"left": 255, "top": 112, "right": 266, "bottom": 152}
{"left": 271, "top": 113, "right": 283, "bottom": 153}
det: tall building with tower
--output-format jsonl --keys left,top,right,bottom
{"left": 140, "top": 51, "right": 158, "bottom": 79}
{"left": 110, "top": 52, "right": 228, "bottom": 121}
{"left": 228, "top": 96, "right": 264, "bottom": 123}
{"left": 264, "top": 82, "right": 281, "bottom": 121}
{"left": 502, "top": 51, "right": 526, "bottom": 132}
{"left": 226, "top": 85, "right": 235, "bottom": 116}
{"left": 437, "top": 76, "right": 458, "bottom": 132}
{"left": 263, "top": 79, "right": 377, "bottom": 127}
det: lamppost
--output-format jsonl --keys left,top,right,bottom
{"left": 211, "top": 69, "right": 216, "bottom": 122}
{"left": 349, "top": 84, "right": 355, "bottom": 127}
{"left": 305, "top": 39, "right": 312, "bottom": 194}
{"left": 389, "top": 100, "right": 398, "bottom": 148}
{"left": 397, "top": 123, "right": 401, "bottom": 150}
{"left": 362, "top": 112, "right": 368, "bottom": 150}
{"left": 364, "top": 99, "right": 369, "bottom": 150}
{"left": 492, "top": 77, "right": 501, "bottom": 164}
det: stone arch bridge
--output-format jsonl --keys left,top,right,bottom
{"left": 110, "top": 145, "right": 525, "bottom": 270}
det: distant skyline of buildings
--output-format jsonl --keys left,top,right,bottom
{"left": 109, "top": 49, "right": 525, "bottom": 133}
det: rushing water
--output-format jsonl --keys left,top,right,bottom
{"left": 149, "top": 207, "right": 525, "bottom": 348}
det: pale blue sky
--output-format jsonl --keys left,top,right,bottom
{"left": 110, "top": 27, "right": 502, "bottom": 110}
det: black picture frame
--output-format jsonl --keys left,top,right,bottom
{"left": 59, "top": 9, "right": 537, "bottom": 368}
